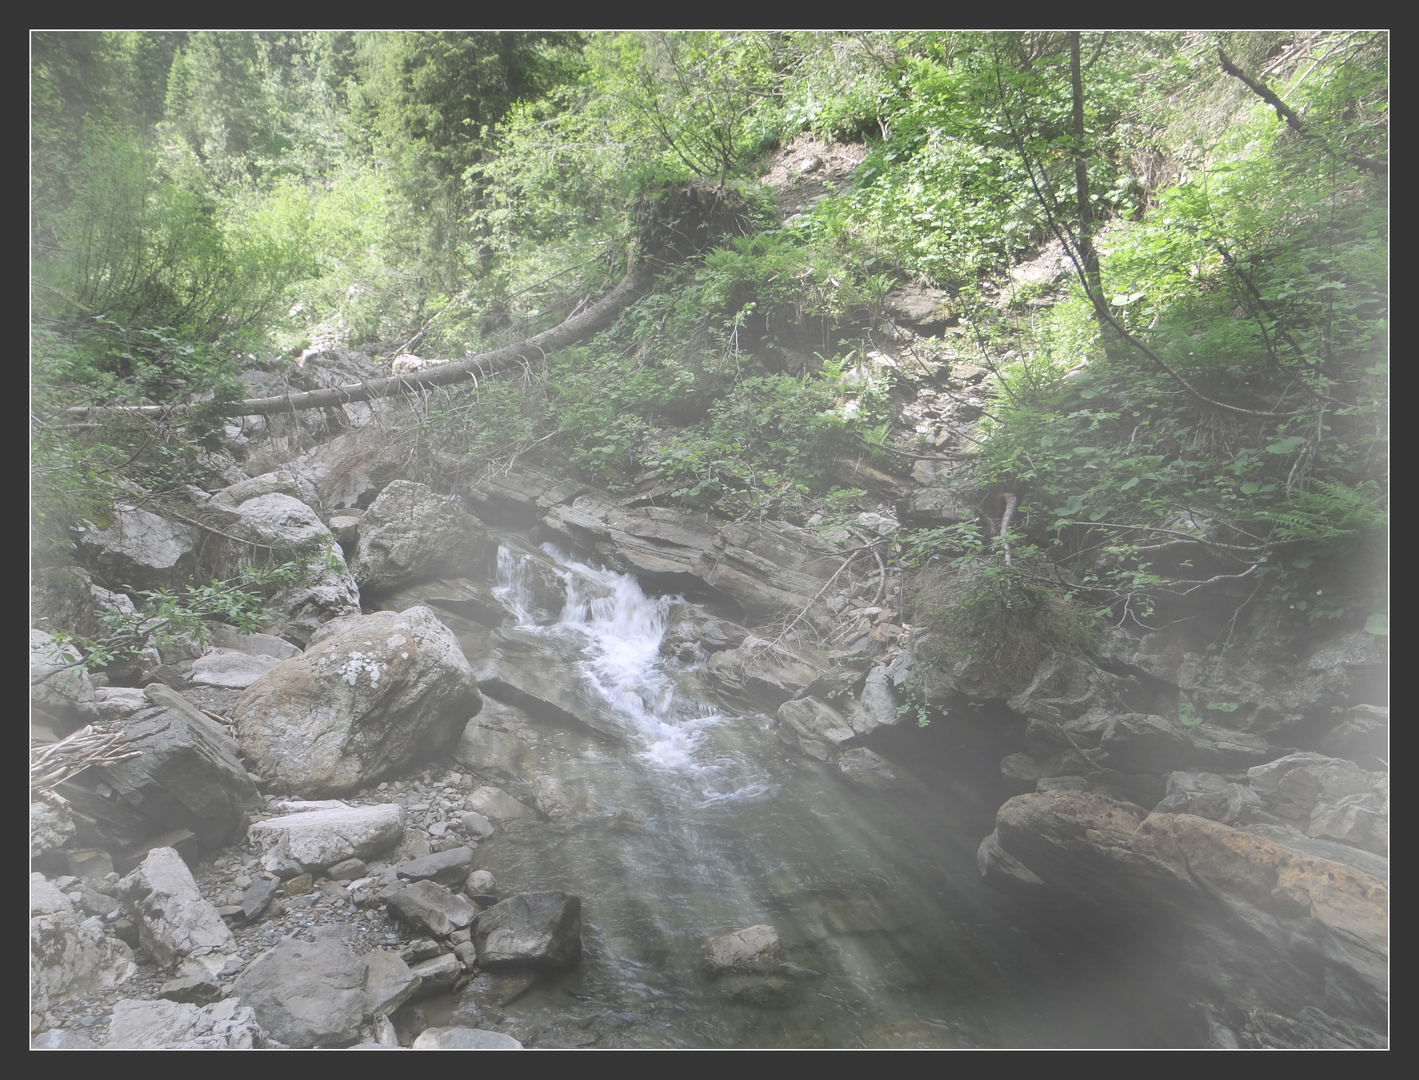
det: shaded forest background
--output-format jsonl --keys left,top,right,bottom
{"left": 31, "top": 31, "right": 1388, "bottom": 662}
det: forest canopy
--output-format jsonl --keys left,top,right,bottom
{"left": 32, "top": 31, "right": 1387, "bottom": 639}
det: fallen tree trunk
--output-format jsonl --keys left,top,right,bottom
{"left": 65, "top": 260, "right": 656, "bottom": 421}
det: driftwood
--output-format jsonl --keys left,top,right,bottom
{"left": 66, "top": 261, "right": 657, "bottom": 421}
{"left": 30, "top": 722, "right": 153, "bottom": 791}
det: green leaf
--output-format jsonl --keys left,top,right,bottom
{"left": 1363, "top": 612, "right": 1388, "bottom": 636}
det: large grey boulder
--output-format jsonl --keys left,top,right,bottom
{"left": 56, "top": 686, "right": 255, "bottom": 854}
{"left": 349, "top": 480, "right": 490, "bottom": 593}
{"left": 230, "top": 936, "right": 366, "bottom": 1048}
{"left": 474, "top": 892, "right": 583, "bottom": 970}
{"left": 988, "top": 790, "right": 1388, "bottom": 1047}
{"left": 247, "top": 802, "right": 407, "bottom": 876}
{"left": 234, "top": 607, "right": 481, "bottom": 797}
{"left": 73, "top": 506, "right": 198, "bottom": 592}
{"left": 118, "top": 847, "right": 233, "bottom": 972}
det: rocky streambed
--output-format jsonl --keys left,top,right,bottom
{"left": 31, "top": 347, "right": 1388, "bottom": 1049}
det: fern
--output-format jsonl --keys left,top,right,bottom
{"left": 1255, "top": 479, "right": 1387, "bottom": 551}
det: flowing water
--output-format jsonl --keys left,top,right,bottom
{"left": 427, "top": 542, "right": 1193, "bottom": 1048}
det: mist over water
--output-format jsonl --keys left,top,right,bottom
{"left": 444, "top": 544, "right": 1192, "bottom": 1048}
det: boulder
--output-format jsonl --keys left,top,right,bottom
{"left": 30, "top": 630, "right": 98, "bottom": 732}
{"left": 74, "top": 506, "right": 198, "bottom": 593}
{"left": 988, "top": 790, "right": 1388, "bottom": 1045}
{"left": 247, "top": 802, "right": 407, "bottom": 876}
{"left": 474, "top": 892, "right": 583, "bottom": 970}
{"left": 387, "top": 880, "right": 478, "bottom": 937}
{"left": 234, "top": 607, "right": 481, "bottom": 797}
{"left": 56, "top": 687, "right": 254, "bottom": 855}
{"left": 118, "top": 847, "right": 233, "bottom": 972}
{"left": 230, "top": 936, "right": 366, "bottom": 1048}
{"left": 349, "top": 480, "right": 490, "bottom": 593}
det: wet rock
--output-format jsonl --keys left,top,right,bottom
{"left": 455, "top": 717, "right": 535, "bottom": 780}
{"left": 349, "top": 480, "right": 491, "bottom": 594}
{"left": 466, "top": 786, "right": 538, "bottom": 826}
{"left": 407, "top": 952, "right": 463, "bottom": 997}
{"left": 776, "top": 696, "right": 855, "bottom": 748}
{"left": 106, "top": 997, "right": 262, "bottom": 1049}
{"left": 231, "top": 936, "right": 366, "bottom": 1048}
{"left": 413, "top": 1027, "right": 524, "bottom": 1049}
{"left": 531, "top": 774, "right": 600, "bottom": 820}
{"left": 836, "top": 746, "right": 897, "bottom": 786}
{"left": 474, "top": 892, "right": 583, "bottom": 970}
{"left": 988, "top": 790, "right": 1388, "bottom": 1043}
{"left": 845, "top": 665, "right": 899, "bottom": 737}
{"left": 234, "top": 607, "right": 481, "bottom": 796}
{"left": 247, "top": 802, "right": 407, "bottom": 876}
{"left": 707, "top": 639, "right": 823, "bottom": 706}
{"left": 118, "top": 847, "right": 233, "bottom": 972}
{"left": 703, "top": 925, "right": 782, "bottom": 973}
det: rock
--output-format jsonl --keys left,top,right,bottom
{"left": 407, "top": 952, "right": 462, "bottom": 997}
{"left": 1244, "top": 753, "right": 1388, "bottom": 856}
{"left": 1318, "top": 704, "right": 1388, "bottom": 768}
{"left": 30, "top": 630, "right": 98, "bottom": 731}
{"left": 105, "top": 997, "right": 262, "bottom": 1049}
{"left": 531, "top": 774, "right": 600, "bottom": 820}
{"left": 118, "top": 847, "right": 233, "bottom": 972}
{"left": 74, "top": 507, "right": 198, "bottom": 592}
{"left": 247, "top": 802, "right": 407, "bottom": 876}
{"left": 836, "top": 746, "right": 897, "bottom": 786}
{"left": 31, "top": 796, "right": 76, "bottom": 860}
{"left": 460, "top": 811, "right": 495, "bottom": 840}
{"left": 988, "top": 790, "right": 1388, "bottom": 1043}
{"left": 188, "top": 648, "right": 283, "bottom": 689}
{"left": 455, "top": 717, "right": 535, "bottom": 780}
{"left": 387, "top": 880, "right": 478, "bottom": 936}
{"left": 349, "top": 480, "right": 491, "bottom": 593}
{"left": 224, "top": 494, "right": 360, "bottom": 646}
{"left": 364, "top": 948, "right": 422, "bottom": 1018}
{"left": 895, "top": 485, "right": 976, "bottom": 529}
{"left": 395, "top": 846, "right": 477, "bottom": 887}
{"left": 413, "top": 1027, "right": 524, "bottom": 1049}
{"left": 30, "top": 875, "right": 136, "bottom": 1024}
{"left": 703, "top": 925, "right": 782, "bottom": 973}
{"left": 209, "top": 468, "right": 319, "bottom": 511}
{"left": 474, "top": 892, "right": 583, "bottom": 970}
{"left": 707, "top": 638, "right": 823, "bottom": 706}
{"left": 658, "top": 604, "right": 750, "bottom": 660}
{"left": 776, "top": 696, "right": 855, "bottom": 747}
{"left": 465, "top": 627, "right": 624, "bottom": 740}
{"left": 56, "top": 691, "right": 254, "bottom": 859}
{"left": 466, "top": 786, "right": 538, "bottom": 826}
{"left": 845, "top": 665, "right": 899, "bottom": 737}
{"left": 231, "top": 936, "right": 366, "bottom": 1048}
{"left": 234, "top": 607, "right": 482, "bottom": 796}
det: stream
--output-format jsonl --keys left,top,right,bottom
{"left": 421, "top": 541, "right": 1194, "bottom": 1048}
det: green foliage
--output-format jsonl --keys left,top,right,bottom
{"left": 908, "top": 538, "right": 1101, "bottom": 693}
{"left": 51, "top": 565, "right": 302, "bottom": 676}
